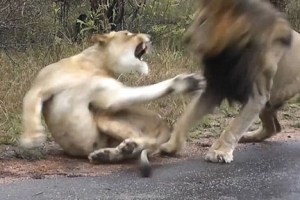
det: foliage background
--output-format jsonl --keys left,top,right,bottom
{"left": 0, "top": 0, "right": 299, "bottom": 145}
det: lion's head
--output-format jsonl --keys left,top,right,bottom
{"left": 183, "top": 0, "right": 292, "bottom": 104}
{"left": 91, "top": 30, "right": 151, "bottom": 75}
{"left": 184, "top": 0, "right": 283, "bottom": 58}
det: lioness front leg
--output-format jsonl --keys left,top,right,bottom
{"left": 205, "top": 87, "right": 268, "bottom": 163}
{"left": 89, "top": 73, "right": 206, "bottom": 163}
{"left": 92, "top": 73, "right": 206, "bottom": 111}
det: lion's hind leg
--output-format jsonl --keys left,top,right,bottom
{"left": 239, "top": 103, "right": 281, "bottom": 143}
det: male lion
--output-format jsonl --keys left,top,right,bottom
{"left": 160, "top": 0, "right": 300, "bottom": 163}
{"left": 19, "top": 30, "right": 206, "bottom": 176}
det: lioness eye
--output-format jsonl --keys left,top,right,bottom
{"left": 199, "top": 18, "right": 207, "bottom": 26}
{"left": 125, "top": 32, "right": 133, "bottom": 36}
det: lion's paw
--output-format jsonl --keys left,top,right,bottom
{"left": 205, "top": 148, "right": 233, "bottom": 163}
{"left": 19, "top": 131, "right": 46, "bottom": 149}
{"left": 159, "top": 141, "right": 182, "bottom": 157}
{"left": 172, "top": 73, "right": 206, "bottom": 94}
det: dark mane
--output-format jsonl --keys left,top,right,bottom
{"left": 200, "top": 0, "right": 291, "bottom": 105}
{"left": 203, "top": 40, "right": 264, "bottom": 105}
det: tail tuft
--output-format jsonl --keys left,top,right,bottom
{"left": 139, "top": 150, "right": 152, "bottom": 178}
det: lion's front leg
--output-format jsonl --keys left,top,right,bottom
{"left": 160, "top": 91, "right": 219, "bottom": 155}
{"left": 205, "top": 87, "right": 268, "bottom": 163}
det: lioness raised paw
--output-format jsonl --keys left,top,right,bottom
{"left": 172, "top": 73, "right": 206, "bottom": 94}
{"left": 19, "top": 131, "right": 47, "bottom": 149}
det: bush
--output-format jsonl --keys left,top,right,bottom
{"left": 0, "top": 0, "right": 299, "bottom": 145}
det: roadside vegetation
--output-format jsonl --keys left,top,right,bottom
{"left": 1, "top": 0, "right": 300, "bottom": 146}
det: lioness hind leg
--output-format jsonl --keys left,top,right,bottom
{"left": 117, "top": 137, "right": 158, "bottom": 155}
{"left": 239, "top": 104, "right": 281, "bottom": 143}
{"left": 116, "top": 138, "right": 158, "bottom": 178}
{"left": 95, "top": 111, "right": 171, "bottom": 155}
{"left": 95, "top": 115, "right": 142, "bottom": 140}
{"left": 88, "top": 137, "right": 157, "bottom": 163}
{"left": 88, "top": 148, "right": 133, "bottom": 164}
{"left": 20, "top": 75, "right": 81, "bottom": 149}
{"left": 20, "top": 89, "right": 48, "bottom": 149}
{"left": 88, "top": 145, "right": 144, "bottom": 164}
{"left": 88, "top": 138, "right": 157, "bottom": 163}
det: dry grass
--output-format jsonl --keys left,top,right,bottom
{"left": 0, "top": 41, "right": 201, "bottom": 145}
{"left": 1, "top": 38, "right": 300, "bottom": 146}
{"left": 1, "top": 0, "right": 300, "bottom": 148}
{"left": 0, "top": 39, "right": 226, "bottom": 146}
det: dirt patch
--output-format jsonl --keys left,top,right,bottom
{"left": 1, "top": 128, "right": 300, "bottom": 185}
{"left": 1, "top": 102, "right": 300, "bottom": 184}
{"left": 0, "top": 140, "right": 212, "bottom": 184}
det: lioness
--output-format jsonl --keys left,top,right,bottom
{"left": 160, "top": 0, "right": 300, "bottom": 163}
{"left": 19, "top": 30, "right": 205, "bottom": 176}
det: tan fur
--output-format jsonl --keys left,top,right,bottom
{"left": 160, "top": 0, "right": 300, "bottom": 163}
{"left": 19, "top": 30, "right": 206, "bottom": 166}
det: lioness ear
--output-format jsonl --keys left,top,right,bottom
{"left": 91, "top": 32, "right": 116, "bottom": 45}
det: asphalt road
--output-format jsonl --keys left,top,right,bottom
{"left": 2, "top": 141, "right": 300, "bottom": 200}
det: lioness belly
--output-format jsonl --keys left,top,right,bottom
{"left": 43, "top": 90, "right": 106, "bottom": 157}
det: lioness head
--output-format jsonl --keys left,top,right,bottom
{"left": 91, "top": 30, "right": 151, "bottom": 75}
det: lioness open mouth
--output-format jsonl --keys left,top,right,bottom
{"left": 135, "top": 42, "right": 149, "bottom": 60}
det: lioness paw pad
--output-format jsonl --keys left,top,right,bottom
{"left": 173, "top": 73, "right": 206, "bottom": 93}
